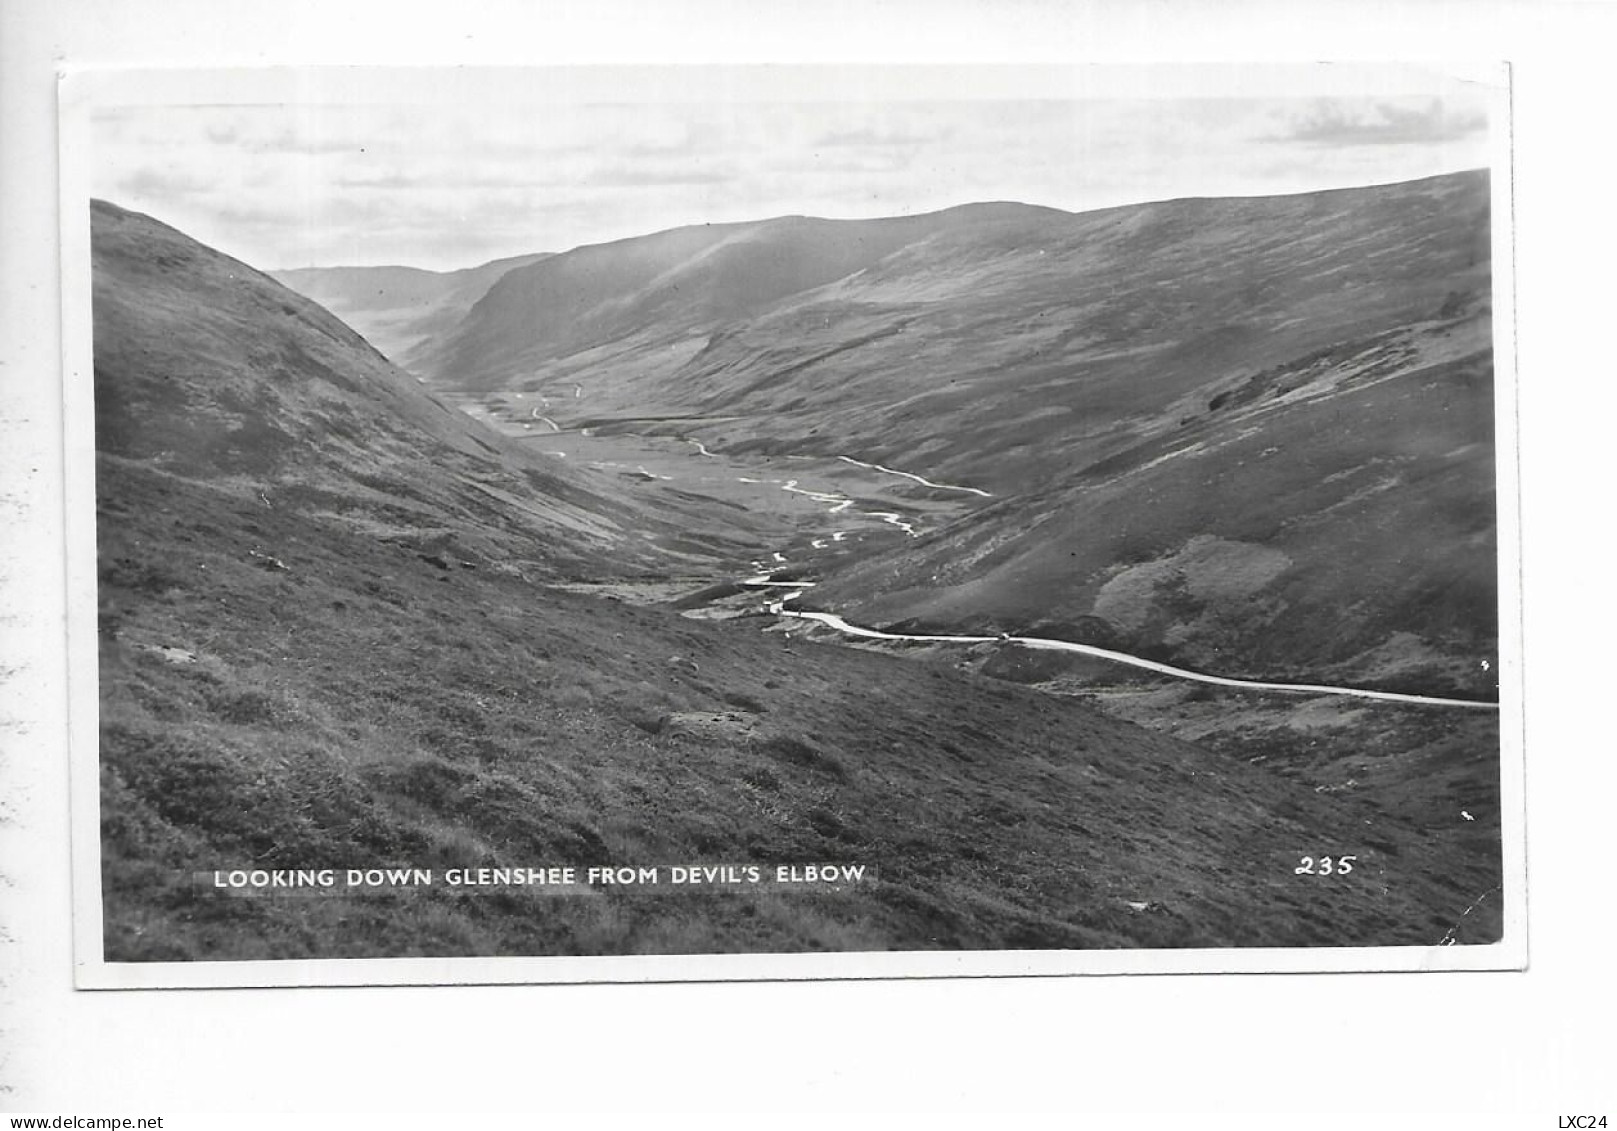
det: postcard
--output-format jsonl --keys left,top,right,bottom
{"left": 59, "top": 62, "right": 1523, "bottom": 987}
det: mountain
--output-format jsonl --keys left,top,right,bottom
{"left": 409, "top": 172, "right": 1497, "bottom": 700}
{"left": 92, "top": 201, "right": 771, "bottom": 576}
{"left": 272, "top": 253, "right": 550, "bottom": 371}
{"left": 411, "top": 204, "right": 1071, "bottom": 394}
{"left": 90, "top": 200, "right": 1500, "bottom": 959}
{"left": 802, "top": 173, "right": 1497, "bottom": 701}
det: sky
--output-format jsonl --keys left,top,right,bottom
{"left": 88, "top": 66, "right": 1496, "bottom": 272}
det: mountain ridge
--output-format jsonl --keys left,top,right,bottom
{"left": 406, "top": 170, "right": 1496, "bottom": 699}
{"left": 91, "top": 198, "right": 764, "bottom": 576}
{"left": 413, "top": 200, "right": 1099, "bottom": 390}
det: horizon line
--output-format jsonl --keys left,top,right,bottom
{"left": 100, "top": 165, "right": 1489, "bottom": 275}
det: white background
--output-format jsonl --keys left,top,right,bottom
{"left": 2, "top": 0, "right": 1613, "bottom": 1116}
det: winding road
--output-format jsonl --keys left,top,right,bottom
{"left": 737, "top": 581, "right": 1500, "bottom": 712}
{"left": 512, "top": 406, "right": 1498, "bottom": 713}
{"left": 832, "top": 455, "right": 993, "bottom": 497}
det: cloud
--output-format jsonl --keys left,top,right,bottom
{"left": 621, "top": 120, "right": 730, "bottom": 158}
{"left": 205, "top": 201, "right": 299, "bottom": 229}
{"left": 590, "top": 165, "right": 735, "bottom": 187}
{"left": 114, "top": 167, "right": 214, "bottom": 201}
{"left": 247, "top": 128, "right": 369, "bottom": 156}
{"left": 1266, "top": 99, "right": 1487, "bottom": 147}
{"left": 812, "top": 126, "right": 944, "bottom": 148}
{"left": 780, "top": 150, "right": 912, "bottom": 177}
{"left": 89, "top": 82, "right": 1495, "bottom": 271}
{"left": 332, "top": 172, "right": 422, "bottom": 191}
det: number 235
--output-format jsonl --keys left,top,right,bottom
{"left": 1295, "top": 855, "right": 1357, "bottom": 875}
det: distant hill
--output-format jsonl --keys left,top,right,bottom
{"left": 272, "top": 253, "right": 550, "bottom": 371}
{"left": 408, "top": 172, "right": 1497, "bottom": 699}
{"left": 90, "top": 200, "right": 1501, "bottom": 958}
{"left": 410, "top": 203, "right": 1073, "bottom": 394}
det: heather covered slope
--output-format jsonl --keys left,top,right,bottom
{"left": 271, "top": 253, "right": 550, "bottom": 371}
{"left": 411, "top": 172, "right": 1497, "bottom": 699}
{"left": 652, "top": 173, "right": 1492, "bottom": 487}
{"left": 799, "top": 175, "right": 1498, "bottom": 699}
{"left": 412, "top": 204, "right": 1071, "bottom": 396}
{"left": 98, "top": 467, "right": 1503, "bottom": 958}
{"left": 91, "top": 202, "right": 1501, "bottom": 958}
{"left": 92, "top": 201, "right": 759, "bottom": 575}
{"left": 810, "top": 312, "right": 1497, "bottom": 699}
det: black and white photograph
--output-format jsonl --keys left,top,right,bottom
{"left": 58, "top": 62, "right": 1522, "bottom": 986}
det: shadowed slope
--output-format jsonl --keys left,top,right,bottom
{"left": 413, "top": 204, "right": 1073, "bottom": 391}
{"left": 92, "top": 200, "right": 759, "bottom": 575}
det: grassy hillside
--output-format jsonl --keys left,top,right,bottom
{"left": 93, "top": 201, "right": 765, "bottom": 578}
{"left": 412, "top": 205, "right": 1069, "bottom": 395}
{"left": 99, "top": 466, "right": 1502, "bottom": 958}
{"left": 812, "top": 319, "right": 1497, "bottom": 699}
{"left": 91, "top": 201, "right": 1502, "bottom": 958}
{"left": 806, "top": 180, "right": 1495, "bottom": 696}
{"left": 409, "top": 173, "right": 1496, "bottom": 698}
